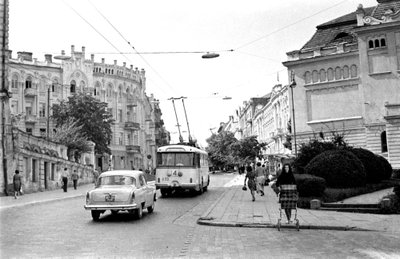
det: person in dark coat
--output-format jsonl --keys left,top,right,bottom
{"left": 276, "top": 163, "right": 296, "bottom": 223}
{"left": 72, "top": 170, "right": 79, "bottom": 190}
{"left": 244, "top": 165, "right": 257, "bottom": 202}
{"left": 61, "top": 168, "right": 69, "bottom": 192}
{"left": 13, "top": 170, "right": 22, "bottom": 199}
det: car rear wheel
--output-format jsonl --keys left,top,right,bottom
{"left": 91, "top": 210, "right": 100, "bottom": 221}
{"left": 135, "top": 205, "right": 143, "bottom": 219}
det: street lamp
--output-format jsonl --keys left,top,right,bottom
{"left": 289, "top": 71, "right": 297, "bottom": 156}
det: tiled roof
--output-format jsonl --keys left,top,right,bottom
{"left": 301, "top": 6, "right": 375, "bottom": 51}
{"left": 371, "top": 0, "right": 400, "bottom": 19}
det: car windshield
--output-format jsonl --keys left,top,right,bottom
{"left": 98, "top": 175, "right": 136, "bottom": 186}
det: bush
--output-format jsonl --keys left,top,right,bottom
{"left": 305, "top": 150, "right": 366, "bottom": 188}
{"left": 392, "top": 169, "right": 400, "bottom": 179}
{"left": 349, "top": 148, "right": 385, "bottom": 183}
{"left": 294, "top": 174, "right": 326, "bottom": 197}
{"left": 294, "top": 139, "right": 337, "bottom": 174}
{"left": 376, "top": 155, "right": 393, "bottom": 181}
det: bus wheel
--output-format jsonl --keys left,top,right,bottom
{"left": 161, "top": 189, "right": 170, "bottom": 197}
{"left": 197, "top": 182, "right": 203, "bottom": 195}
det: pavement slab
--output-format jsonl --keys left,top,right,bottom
{"left": 198, "top": 175, "right": 400, "bottom": 231}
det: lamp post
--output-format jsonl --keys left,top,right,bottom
{"left": 289, "top": 71, "right": 297, "bottom": 156}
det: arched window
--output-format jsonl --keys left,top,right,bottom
{"left": 70, "top": 80, "right": 76, "bottom": 93}
{"left": 380, "top": 38, "right": 386, "bottom": 47}
{"left": 52, "top": 79, "right": 58, "bottom": 92}
{"left": 368, "top": 40, "right": 374, "bottom": 49}
{"left": 350, "top": 65, "right": 358, "bottom": 78}
{"left": 374, "top": 39, "right": 380, "bottom": 48}
{"left": 312, "top": 70, "right": 319, "bottom": 83}
{"left": 25, "top": 76, "right": 32, "bottom": 89}
{"left": 381, "top": 131, "right": 388, "bottom": 153}
{"left": 335, "top": 67, "right": 342, "bottom": 80}
{"left": 343, "top": 66, "right": 349, "bottom": 79}
{"left": 304, "top": 71, "right": 311, "bottom": 84}
{"left": 327, "top": 68, "right": 334, "bottom": 81}
{"left": 11, "top": 74, "right": 18, "bottom": 89}
{"left": 319, "top": 69, "right": 326, "bottom": 82}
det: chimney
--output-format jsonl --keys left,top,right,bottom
{"left": 141, "top": 68, "right": 145, "bottom": 75}
{"left": 82, "top": 46, "right": 85, "bottom": 54}
{"left": 91, "top": 54, "right": 94, "bottom": 61}
{"left": 130, "top": 65, "right": 133, "bottom": 70}
{"left": 71, "top": 45, "right": 75, "bottom": 53}
{"left": 114, "top": 60, "right": 117, "bottom": 65}
{"left": 102, "top": 58, "right": 105, "bottom": 64}
{"left": 44, "top": 54, "right": 53, "bottom": 63}
{"left": 17, "top": 51, "right": 33, "bottom": 62}
{"left": 123, "top": 62, "right": 126, "bottom": 67}
{"left": 61, "top": 50, "right": 65, "bottom": 56}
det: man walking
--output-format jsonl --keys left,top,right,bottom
{"left": 72, "top": 170, "right": 79, "bottom": 190}
{"left": 255, "top": 162, "right": 265, "bottom": 196}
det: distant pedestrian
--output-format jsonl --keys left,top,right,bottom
{"left": 72, "top": 170, "right": 79, "bottom": 190}
{"left": 61, "top": 168, "right": 68, "bottom": 192}
{"left": 276, "top": 163, "right": 296, "bottom": 223}
{"left": 244, "top": 165, "right": 257, "bottom": 202}
{"left": 255, "top": 162, "right": 265, "bottom": 196}
{"left": 13, "top": 170, "right": 22, "bottom": 199}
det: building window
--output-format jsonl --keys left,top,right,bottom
{"left": 40, "top": 128, "right": 46, "bottom": 138}
{"left": 11, "top": 101, "right": 18, "bottom": 114}
{"left": 51, "top": 163, "right": 55, "bottom": 180}
{"left": 368, "top": 37, "right": 387, "bottom": 49}
{"left": 11, "top": 75, "right": 18, "bottom": 89}
{"left": 70, "top": 80, "right": 76, "bottom": 93}
{"left": 32, "top": 159, "right": 37, "bottom": 182}
{"left": 380, "top": 38, "right": 386, "bottom": 47}
{"left": 368, "top": 40, "right": 374, "bottom": 49}
{"left": 52, "top": 79, "right": 58, "bottom": 92}
{"left": 25, "top": 77, "right": 32, "bottom": 89}
{"left": 39, "top": 102, "right": 46, "bottom": 117}
{"left": 26, "top": 128, "right": 32, "bottom": 135}
{"left": 119, "top": 133, "right": 124, "bottom": 145}
{"left": 119, "top": 109, "right": 123, "bottom": 122}
{"left": 381, "top": 131, "right": 388, "bottom": 153}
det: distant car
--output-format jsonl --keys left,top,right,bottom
{"left": 84, "top": 170, "right": 157, "bottom": 221}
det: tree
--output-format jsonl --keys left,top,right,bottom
{"left": 230, "top": 135, "right": 266, "bottom": 165}
{"left": 51, "top": 119, "right": 92, "bottom": 161}
{"left": 52, "top": 93, "right": 114, "bottom": 155}
{"left": 206, "top": 131, "right": 237, "bottom": 169}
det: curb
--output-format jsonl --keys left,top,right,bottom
{"left": 197, "top": 219, "right": 370, "bottom": 231}
{"left": 198, "top": 187, "right": 231, "bottom": 219}
{"left": 0, "top": 193, "right": 85, "bottom": 210}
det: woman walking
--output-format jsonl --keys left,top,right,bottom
{"left": 244, "top": 165, "right": 257, "bottom": 202}
{"left": 276, "top": 163, "right": 296, "bottom": 223}
{"left": 13, "top": 170, "right": 22, "bottom": 199}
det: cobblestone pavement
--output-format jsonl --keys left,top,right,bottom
{"left": 1, "top": 173, "right": 400, "bottom": 258}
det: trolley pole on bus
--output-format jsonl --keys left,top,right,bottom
{"left": 169, "top": 97, "right": 183, "bottom": 143}
{"left": 180, "top": 96, "right": 193, "bottom": 143}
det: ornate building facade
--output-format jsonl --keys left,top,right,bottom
{"left": 8, "top": 45, "right": 169, "bottom": 173}
{"left": 283, "top": 0, "right": 400, "bottom": 168}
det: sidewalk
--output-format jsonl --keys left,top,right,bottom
{"left": 0, "top": 183, "right": 94, "bottom": 210}
{"left": 198, "top": 175, "right": 400, "bottom": 231}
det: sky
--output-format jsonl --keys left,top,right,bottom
{"left": 8, "top": 0, "right": 378, "bottom": 146}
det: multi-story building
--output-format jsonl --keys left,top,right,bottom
{"left": 283, "top": 0, "right": 400, "bottom": 168}
{"left": 8, "top": 45, "right": 169, "bottom": 172}
{"left": 237, "top": 97, "right": 270, "bottom": 140}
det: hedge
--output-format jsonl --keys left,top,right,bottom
{"left": 294, "top": 174, "right": 326, "bottom": 197}
{"left": 305, "top": 149, "right": 366, "bottom": 188}
{"left": 376, "top": 155, "right": 393, "bottom": 181}
{"left": 349, "top": 148, "right": 385, "bottom": 183}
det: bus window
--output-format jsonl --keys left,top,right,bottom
{"left": 176, "top": 153, "right": 194, "bottom": 166}
{"left": 157, "top": 152, "right": 195, "bottom": 167}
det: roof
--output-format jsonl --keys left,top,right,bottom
{"left": 99, "top": 170, "right": 142, "bottom": 177}
{"left": 371, "top": 0, "right": 400, "bottom": 19}
{"left": 157, "top": 144, "right": 207, "bottom": 154}
{"left": 301, "top": 6, "right": 375, "bottom": 51}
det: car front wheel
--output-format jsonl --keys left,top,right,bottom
{"left": 135, "top": 205, "right": 143, "bottom": 219}
{"left": 91, "top": 210, "right": 100, "bottom": 221}
{"left": 147, "top": 200, "right": 155, "bottom": 214}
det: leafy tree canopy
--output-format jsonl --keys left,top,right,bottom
{"left": 51, "top": 93, "right": 114, "bottom": 155}
{"left": 206, "top": 131, "right": 237, "bottom": 168}
{"left": 230, "top": 135, "right": 266, "bottom": 164}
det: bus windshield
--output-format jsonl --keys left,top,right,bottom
{"left": 157, "top": 152, "right": 195, "bottom": 167}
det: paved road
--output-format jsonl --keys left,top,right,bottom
{"left": 1, "top": 173, "right": 400, "bottom": 258}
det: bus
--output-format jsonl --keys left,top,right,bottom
{"left": 156, "top": 144, "right": 210, "bottom": 196}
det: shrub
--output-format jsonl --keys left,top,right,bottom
{"left": 294, "top": 174, "right": 326, "bottom": 197}
{"left": 376, "top": 155, "right": 393, "bottom": 181}
{"left": 349, "top": 148, "right": 384, "bottom": 183}
{"left": 294, "top": 139, "right": 337, "bottom": 174}
{"left": 392, "top": 169, "right": 400, "bottom": 179}
{"left": 305, "top": 150, "right": 366, "bottom": 188}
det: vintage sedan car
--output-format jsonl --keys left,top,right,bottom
{"left": 84, "top": 170, "right": 157, "bottom": 221}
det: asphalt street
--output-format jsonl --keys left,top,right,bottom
{"left": 1, "top": 173, "right": 399, "bottom": 258}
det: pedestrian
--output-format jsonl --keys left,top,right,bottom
{"left": 72, "top": 170, "right": 79, "bottom": 190}
{"left": 275, "top": 163, "right": 296, "bottom": 223}
{"left": 61, "top": 168, "right": 69, "bottom": 192}
{"left": 244, "top": 165, "right": 257, "bottom": 202}
{"left": 13, "top": 170, "right": 22, "bottom": 199}
{"left": 255, "top": 162, "right": 265, "bottom": 196}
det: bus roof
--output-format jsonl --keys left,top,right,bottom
{"left": 157, "top": 144, "right": 207, "bottom": 155}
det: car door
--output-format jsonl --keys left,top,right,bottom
{"left": 136, "top": 174, "right": 146, "bottom": 206}
{"left": 140, "top": 174, "right": 152, "bottom": 205}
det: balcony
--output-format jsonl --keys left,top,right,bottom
{"left": 149, "top": 122, "right": 155, "bottom": 128}
{"left": 126, "top": 145, "right": 141, "bottom": 153}
{"left": 124, "top": 121, "right": 140, "bottom": 130}
{"left": 24, "top": 88, "right": 37, "bottom": 97}
{"left": 25, "top": 114, "right": 38, "bottom": 123}
{"left": 146, "top": 133, "right": 153, "bottom": 141}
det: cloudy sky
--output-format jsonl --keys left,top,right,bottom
{"left": 8, "top": 0, "right": 377, "bottom": 146}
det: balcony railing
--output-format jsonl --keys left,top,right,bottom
{"left": 124, "top": 121, "right": 140, "bottom": 131}
{"left": 126, "top": 145, "right": 141, "bottom": 153}
{"left": 24, "top": 88, "right": 37, "bottom": 97}
{"left": 25, "top": 114, "right": 38, "bottom": 123}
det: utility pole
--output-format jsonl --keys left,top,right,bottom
{"left": 180, "top": 96, "right": 192, "bottom": 143}
{"left": 168, "top": 97, "right": 183, "bottom": 143}
{"left": 289, "top": 71, "right": 297, "bottom": 156}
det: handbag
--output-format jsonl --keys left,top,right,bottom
{"left": 264, "top": 178, "right": 270, "bottom": 186}
{"left": 242, "top": 185, "right": 247, "bottom": 191}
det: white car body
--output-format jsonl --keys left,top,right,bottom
{"left": 84, "top": 170, "right": 156, "bottom": 221}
